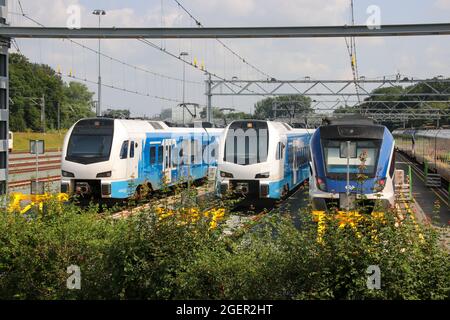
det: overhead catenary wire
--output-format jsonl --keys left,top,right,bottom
{"left": 63, "top": 72, "right": 186, "bottom": 105}
{"left": 14, "top": 0, "right": 196, "bottom": 107}
{"left": 172, "top": 0, "right": 272, "bottom": 80}
{"left": 15, "top": 0, "right": 201, "bottom": 85}
{"left": 344, "top": 0, "right": 362, "bottom": 106}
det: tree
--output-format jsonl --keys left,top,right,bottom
{"left": 160, "top": 108, "right": 172, "bottom": 120}
{"left": 254, "top": 95, "right": 312, "bottom": 120}
{"left": 61, "top": 82, "right": 95, "bottom": 127}
{"left": 9, "top": 53, "right": 94, "bottom": 132}
{"left": 102, "top": 109, "right": 130, "bottom": 119}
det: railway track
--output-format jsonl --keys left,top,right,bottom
{"left": 397, "top": 152, "right": 449, "bottom": 207}
{"left": 8, "top": 151, "right": 62, "bottom": 190}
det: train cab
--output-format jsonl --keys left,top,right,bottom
{"left": 309, "top": 119, "right": 396, "bottom": 211}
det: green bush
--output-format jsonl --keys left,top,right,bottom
{"left": 176, "top": 211, "right": 449, "bottom": 300}
{"left": 0, "top": 198, "right": 448, "bottom": 300}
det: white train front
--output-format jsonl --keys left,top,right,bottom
{"left": 61, "top": 118, "right": 222, "bottom": 200}
{"left": 216, "top": 120, "right": 313, "bottom": 200}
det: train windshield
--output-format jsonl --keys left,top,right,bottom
{"left": 66, "top": 119, "right": 114, "bottom": 164}
{"left": 322, "top": 139, "right": 381, "bottom": 178}
{"left": 224, "top": 121, "right": 269, "bottom": 165}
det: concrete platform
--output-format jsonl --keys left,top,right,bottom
{"left": 395, "top": 152, "right": 449, "bottom": 226}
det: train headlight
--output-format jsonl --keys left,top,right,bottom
{"left": 316, "top": 177, "right": 327, "bottom": 192}
{"left": 96, "top": 171, "right": 112, "bottom": 178}
{"left": 220, "top": 171, "right": 234, "bottom": 178}
{"left": 374, "top": 178, "right": 386, "bottom": 192}
{"left": 255, "top": 172, "right": 270, "bottom": 178}
{"left": 62, "top": 170, "right": 75, "bottom": 178}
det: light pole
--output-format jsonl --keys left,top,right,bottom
{"left": 231, "top": 76, "right": 238, "bottom": 111}
{"left": 93, "top": 9, "right": 106, "bottom": 117}
{"left": 179, "top": 51, "right": 189, "bottom": 125}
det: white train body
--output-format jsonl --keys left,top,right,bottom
{"left": 61, "top": 118, "right": 222, "bottom": 200}
{"left": 216, "top": 120, "right": 313, "bottom": 200}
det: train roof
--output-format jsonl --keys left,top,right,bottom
{"left": 226, "top": 119, "right": 312, "bottom": 135}
{"left": 317, "top": 122, "right": 386, "bottom": 140}
{"left": 392, "top": 128, "right": 450, "bottom": 139}
{"left": 73, "top": 118, "right": 223, "bottom": 134}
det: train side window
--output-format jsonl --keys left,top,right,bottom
{"left": 389, "top": 152, "right": 396, "bottom": 178}
{"left": 150, "top": 146, "right": 156, "bottom": 164}
{"left": 130, "top": 141, "right": 135, "bottom": 158}
{"left": 158, "top": 146, "right": 163, "bottom": 163}
{"left": 276, "top": 142, "right": 285, "bottom": 160}
{"left": 120, "top": 140, "right": 129, "bottom": 159}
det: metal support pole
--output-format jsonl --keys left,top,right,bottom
{"left": 346, "top": 140, "right": 350, "bottom": 212}
{"left": 0, "top": 0, "right": 9, "bottom": 197}
{"left": 35, "top": 140, "right": 38, "bottom": 193}
{"left": 41, "top": 94, "right": 45, "bottom": 134}
{"left": 57, "top": 101, "right": 60, "bottom": 134}
{"left": 206, "top": 74, "right": 212, "bottom": 123}
{"left": 408, "top": 165, "right": 412, "bottom": 200}
{"left": 97, "top": 15, "right": 102, "bottom": 117}
{"left": 182, "top": 63, "right": 185, "bottom": 125}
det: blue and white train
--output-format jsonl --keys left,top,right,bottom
{"left": 216, "top": 120, "right": 313, "bottom": 200}
{"left": 61, "top": 118, "right": 222, "bottom": 200}
{"left": 309, "top": 119, "right": 396, "bottom": 211}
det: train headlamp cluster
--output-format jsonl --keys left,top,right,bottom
{"left": 316, "top": 177, "right": 327, "bottom": 192}
{"left": 62, "top": 170, "right": 75, "bottom": 178}
{"left": 255, "top": 172, "right": 270, "bottom": 178}
{"left": 373, "top": 178, "right": 386, "bottom": 192}
{"left": 220, "top": 171, "right": 234, "bottom": 178}
{"left": 96, "top": 171, "right": 112, "bottom": 178}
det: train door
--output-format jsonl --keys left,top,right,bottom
{"left": 162, "top": 139, "right": 176, "bottom": 184}
{"left": 128, "top": 140, "right": 139, "bottom": 179}
{"left": 292, "top": 140, "right": 300, "bottom": 186}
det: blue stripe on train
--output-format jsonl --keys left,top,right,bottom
{"left": 111, "top": 132, "right": 219, "bottom": 199}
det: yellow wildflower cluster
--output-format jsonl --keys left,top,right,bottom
{"left": 8, "top": 192, "right": 69, "bottom": 214}
{"left": 312, "top": 210, "right": 387, "bottom": 244}
{"left": 155, "top": 206, "right": 225, "bottom": 230}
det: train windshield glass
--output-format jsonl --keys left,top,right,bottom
{"left": 66, "top": 119, "right": 114, "bottom": 164}
{"left": 224, "top": 121, "right": 269, "bottom": 165}
{"left": 322, "top": 140, "right": 381, "bottom": 178}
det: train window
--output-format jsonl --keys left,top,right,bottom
{"left": 322, "top": 139, "right": 381, "bottom": 178}
{"left": 389, "top": 152, "right": 396, "bottom": 178}
{"left": 130, "top": 141, "right": 135, "bottom": 158}
{"left": 158, "top": 146, "right": 163, "bottom": 164}
{"left": 191, "top": 139, "right": 200, "bottom": 163}
{"left": 120, "top": 141, "right": 129, "bottom": 159}
{"left": 276, "top": 142, "right": 285, "bottom": 160}
{"left": 276, "top": 143, "right": 281, "bottom": 160}
{"left": 150, "top": 146, "right": 156, "bottom": 164}
{"left": 224, "top": 121, "right": 269, "bottom": 165}
{"left": 288, "top": 145, "right": 294, "bottom": 165}
{"left": 169, "top": 145, "right": 172, "bottom": 167}
{"left": 340, "top": 142, "right": 357, "bottom": 158}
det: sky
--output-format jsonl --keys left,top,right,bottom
{"left": 7, "top": 0, "right": 450, "bottom": 118}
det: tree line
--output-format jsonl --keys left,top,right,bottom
{"left": 9, "top": 52, "right": 448, "bottom": 131}
{"left": 9, "top": 53, "right": 95, "bottom": 132}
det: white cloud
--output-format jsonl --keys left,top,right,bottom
{"left": 434, "top": 0, "right": 450, "bottom": 10}
{"left": 8, "top": 0, "right": 450, "bottom": 117}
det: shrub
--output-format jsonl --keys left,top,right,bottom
{"left": 0, "top": 196, "right": 448, "bottom": 300}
